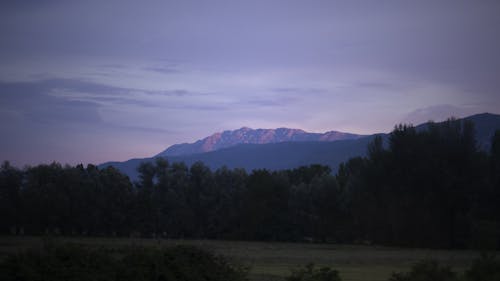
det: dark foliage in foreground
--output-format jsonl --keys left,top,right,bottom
{"left": 389, "top": 260, "right": 457, "bottom": 281}
{"left": 286, "top": 263, "right": 341, "bottom": 281}
{"left": 0, "top": 242, "right": 116, "bottom": 281}
{"left": 388, "top": 255, "right": 500, "bottom": 281}
{"left": 0, "top": 243, "right": 248, "bottom": 281}
{"left": 288, "top": 255, "right": 500, "bottom": 281}
{"left": 118, "top": 245, "right": 248, "bottom": 281}
{"left": 465, "top": 253, "right": 500, "bottom": 281}
{"left": 1, "top": 119, "right": 499, "bottom": 249}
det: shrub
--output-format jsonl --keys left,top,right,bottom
{"left": 465, "top": 253, "right": 500, "bottom": 281}
{"left": 286, "top": 263, "right": 341, "bottom": 281}
{"left": 0, "top": 242, "right": 248, "bottom": 281}
{"left": 0, "top": 242, "right": 116, "bottom": 281}
{"left": 388, "top": 260, "right": 457, "bottom": 281}
{"left": 117, "top": 245, "right": 248, "bottom": 281}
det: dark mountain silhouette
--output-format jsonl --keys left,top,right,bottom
{"left": 100, "top": 113, "right": 500, "bottom": 181}
{"left": 454, "top": 113, "right": 500, "bottom": 149}
{"left": 412, "top": 113, "right": 500, "bottom": 150}
{"left": 156, "top": 127, "right": 363, "bottom": 157}
{"left": 102, "top": 136, "right": 379, "bottom": 182}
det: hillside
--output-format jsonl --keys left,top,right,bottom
{"left": 100, "top": 113, "right": 500, "bottom": 181}
{"left": 102, "top": 135, "right": 378, "bottom": 181}
{"left": 156, "top": 127, "right": 363, "bottom": 157}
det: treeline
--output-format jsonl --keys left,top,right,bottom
{"left": 1, "top": 119, "right": 499, "bottom": 249}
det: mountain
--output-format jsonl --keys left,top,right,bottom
{"left": 463, "top": 113, "right": 500, "bottom": 149}
{"left": 414, "top": 112, "right": 500, "bottom": 149}
{"left": 102, "top": 136, "right": 379, "bottom": 182}
{"left": 100, "top": 113, "right": 500, "bottom": 181}
{"left": 156, "top": 127, "right": 363, "bottom": 157}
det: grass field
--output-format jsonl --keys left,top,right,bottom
{"left": 0, "top": 236, "right": 486, "bottom": 281}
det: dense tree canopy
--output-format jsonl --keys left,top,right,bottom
{"left": 1, "top": 119, "right": 499, "bottom": 249}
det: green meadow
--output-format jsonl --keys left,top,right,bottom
{"left": 0, "top": 236, "right": 484, "bottom": 281}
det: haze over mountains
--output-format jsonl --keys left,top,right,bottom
{"left": 101, "top": 113, "right": 500, "bottom": 181}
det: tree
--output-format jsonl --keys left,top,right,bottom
{"left": 0, "top": 161, "right": 22, "bottom": 234}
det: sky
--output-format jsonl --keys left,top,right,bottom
{"left": 1, "top": 0, "right": 500, "bottom": 166}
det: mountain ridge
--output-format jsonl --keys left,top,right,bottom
{"left": 156, "top": 127, "right": 364, "bottom": 157}
{"left": 101, "top": 113, "right": 500, "bottom": 181}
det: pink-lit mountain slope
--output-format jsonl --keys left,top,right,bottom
{"left": 156, "top": 127, "right": 364, "bottom": 157}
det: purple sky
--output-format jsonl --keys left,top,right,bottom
{"left": 1, "top": 0, "right": 500, "bottom": 166}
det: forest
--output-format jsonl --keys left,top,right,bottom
{"left": 1, "top": 119, "right": 500, "bottom": 250}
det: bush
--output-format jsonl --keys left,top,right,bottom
{"left": 0, "top": 242, "right": 248, "bottom": 281}
{"left": 0, "top": 242, "right": 116, "bottom": 281}
{"left": 118, "top": 245, "right": 248, "bottom": 281}
{"left": 286, "top": 263, "right": 341, "bottom": 281}
{"left": 388, "top": 260, "right": 457, "bottom": 281}
{"left": 465, "top": 253, "right": 500, "bottom": 281}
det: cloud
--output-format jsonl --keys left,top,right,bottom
{"left": 0, "top": 79, "right": 105, "bottom": 125}
{"left": 142, "top": 89, "right": 203, "bottom": 97}
{"left": 237, "top": 97, "right": 298, "bottom": 108}
{"left": 143, "top": 66, "right": 179, "bottom": 74}
{"left": 401, "top": 104, "right": 477, "bottom": 125}
{"left": 270, "top": 87, "right": 327, "bottom": 95}
{"left": 0, "top": 77, "right": 210, "bottom": 109}
{"left": 354, "top": 81, "right": 403, "bottom": 91}
{"left": 0, "top": 76, "right": 228, "bottom": 132}
{"left": 0, "top": 77, "right": 202, "bottom": 166}
{"left": 1, "top": 1, "right": 500, "bottom": 165}
{"left": 98, "top": 64, "right": 128, "bottom": 69}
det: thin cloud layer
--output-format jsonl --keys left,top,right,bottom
{"left": 1, "top": 0, "right": 499, "bottom": 165}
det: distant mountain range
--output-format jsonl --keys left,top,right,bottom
{"left": 156, "top": 127, "right": 363, "bottom": 157}
{"left": 100, "top": 113, "right": 500, "bottom": 181}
